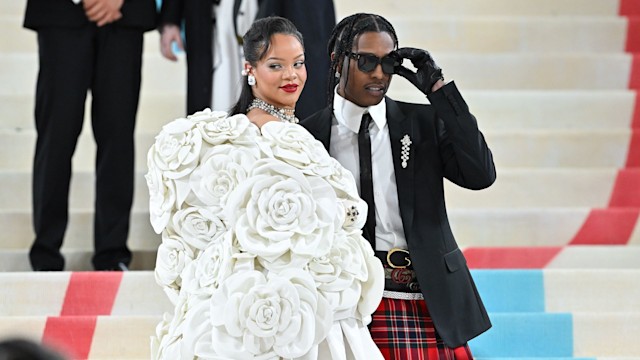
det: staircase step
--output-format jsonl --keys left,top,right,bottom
{"left": 469, "top": 312, "right": 640, "bottom": 358}
{"left": 0, "top": 210, "right": 158, "bottom": 251}
{"left": 2, "top": 90, "right": 634, "bottom": 133}
{"left": 0, "top": 249, "right": 158, "bottom": 272}
{"left": 1, "top": 129, "right": 632, "bottom": 172}
{"left": 1, "top": 312, "right": 635, "bottom": 359}
{"left": 0, "top": 272, "right": 171, "bottom": 316}
{"left": 464, "top": 246, "right": 640, "bottom": 269}
{"left": 473, "top": 269, "right": 640, "bottom": 313}
{"left": 0, "top": 208, "right": 593, "bottom": 251}
{"left": 0, "top": 53, "right": 185, "bottom": 97}
{"left": 1, "top": 54, "right": 631, "bottom": 97}
{"left": 0, "top": 168, "right": 621, "bottom": 211}
{"left": 0, "top": 315, "right": 160, "bottom": 360}
{"left": 386, "top": 16, "right": 626, "bottom": 53}
{"left": 335, "top": 0, "right": 620, "bottom": 17}
{"left": 2, "top": 0, "right": 623, "bottom": 18}
{"left": 1, "top": 269, "right": 638, "bottom": 316}
{"left": 3, "top": 16, "right": 627, "bottom": 54}
{"left": 3, "top": 207, "right": 637, "bottom": 254}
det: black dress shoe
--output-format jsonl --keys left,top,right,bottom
{"left": 96, "top": 262, "right": 129, "bottom": 271}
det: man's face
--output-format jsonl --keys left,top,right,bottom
{"left": 337, "top": 31, "right": 395, "bottom": 107}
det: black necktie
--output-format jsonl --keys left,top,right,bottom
{"left": 358, "top": 113, "right": 376, "bottom": 249}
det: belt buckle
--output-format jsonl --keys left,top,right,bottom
{"left": 386, "top": 248, "right": 411, "bottom": 269}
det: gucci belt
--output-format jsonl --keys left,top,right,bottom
{"left": 375, "top": 249, "right": 421, "bottom": 293}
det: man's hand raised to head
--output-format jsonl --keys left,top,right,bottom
{"left": 83, "top": 0, "right": 124, "bottom": 27}
{"left": 394, "top": 47, "right": 445, "bottom": 95}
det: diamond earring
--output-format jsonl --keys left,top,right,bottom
{"left": 247, "top": 74, "right": 256, "bottom": 86}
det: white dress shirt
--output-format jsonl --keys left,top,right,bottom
{"left": 330, "top": 91, "right": 408, "bottom": 251}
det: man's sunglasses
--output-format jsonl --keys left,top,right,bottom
{"left": 345, "top": 51, "right": 400, "bottom": 75}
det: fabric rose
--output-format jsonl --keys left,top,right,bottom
{"left": 152, "top": 296, "right": 191, "bottom": 360}
{"left": 338, "top": 198, "right": 368, "bottom": 231}
{"left": 309, "top": 230, "right": 369, "bottom": 315}
{"left": 150, "top": 118, "right": 203, "bottom": 179}
{"left": 155, "top": 233, "right": 195, "bottom": 299}
{"left": 225, "top": 158, "right": 336, "bottom": 272}
{"left": 186, "top": 144, "right": 259, "bottom": 215}
{"left": 145, "top": 164, "right": 177, "bottom": 233}
{"left": 181, "top": 234, "right": 236, "bottom": 297}
{"left": 170, "top": 206, "right": 226, "bottom": 252}
{"left": 196, "top": 112, "right": 259, "bottom": 145}
{"left": 186, "top": 108, "right": 228, "bottom": 123}
{"left": 208, "top": 269, "right": 332, "bottom": 359}
{"left": 259, "top": 121, "right": 334, "bottom": 178}
{"left": 323, "top": 157, "right": 361, "bottom": 201}
{"left": 355, "top": 234, "right": 385, "bottom": 322}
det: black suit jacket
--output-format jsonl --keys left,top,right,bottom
{"left": 24, "top": 0, "right": 157, "bottom": 31}
{"left": 301, "top": 81, "right": 495, "bottom": 347}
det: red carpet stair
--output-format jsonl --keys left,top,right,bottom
{"left": 0, "top": 0, "right": 639, "bottom": 358}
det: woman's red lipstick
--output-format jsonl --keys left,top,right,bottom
{"left": 281, "top": 84, "right": 298, "bottom": 93}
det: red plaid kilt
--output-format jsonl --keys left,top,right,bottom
{"left": 370, "top": 297, "right": 473, "bottom": 360}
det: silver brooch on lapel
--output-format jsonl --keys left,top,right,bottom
{"left": 401, "top": 134, "right": 411, "bottom": 168}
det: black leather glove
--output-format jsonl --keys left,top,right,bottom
{"left": 394, "top": 47, "right": 444, "bottom": 95}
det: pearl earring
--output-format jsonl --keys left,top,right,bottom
{"left": 247, "top": 74, "right": 256, "bottom": 86}
{"left": 335, "top": 71, "right": 340, "bottom": 79}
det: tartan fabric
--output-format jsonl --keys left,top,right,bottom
{"left": 370, "top": 297, "right": 474, "bottom": 360}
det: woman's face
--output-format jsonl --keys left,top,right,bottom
{"left": 338, "top": 31, "right": 395, "bottom": 108}
{"left": 248, "top": 34, "right": 306, "bottom": 110}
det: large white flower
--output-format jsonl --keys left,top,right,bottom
{"left": 183, "top": 234, "right": 236, "bottom": 297}
{"left": 323, "top": 157, "right": 361, "bottom": 200}
{"left": 196, "top": 112, "right": 259, "bottom": 145}
{"left": 225, "top": 158, "right": 335, "bottom": 271}
{"left": 145, "top": 163, "right": 176, "bottom": 233}
{"left": 309, "top": 230, "right": 370, "bottom": 315}
{"left": 186, "top": 144, "right": 259, "bottom": 215}
{"left": 170, "top": 206, "right": 226, "bottom": 252}
{"left": 155, "top": 232, "right": 195, "bottom": 296}
{"left": 209, "top": 269, "right": 332, "bottom": 359}
{"left": 186, "top": 108, "right": 228, "bottom": 123}
{"left": 259, "top": 121, "right": 334, "bottom": 177}
{"left": 355, "top": 234, "right": 385, "bottom": 322}
{"left": 150, "top": 118, "right": 203, "bottom": 180}
{"left": 153, "top": 295, "right": 192, "bottom": 360}
{"left": 338, "top": 198, "right": 368, "bottom": 231}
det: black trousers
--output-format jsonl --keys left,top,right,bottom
{"left": 30, "top": 24, "right": 143, "bottom": 270}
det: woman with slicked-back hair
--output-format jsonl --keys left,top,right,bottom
{"left": 147, "top": 16, "right": 385, "bottom": 359}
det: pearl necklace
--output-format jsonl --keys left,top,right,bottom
{"left": 247, "top": 98, "right": 299, "bottom": 124}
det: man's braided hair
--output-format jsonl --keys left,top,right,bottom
{"left": 326, "top": 13, "right": 399, "bottom": 105}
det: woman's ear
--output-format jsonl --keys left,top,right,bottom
{"left": 242, "top": 62, "right": 252, "bottom": 76}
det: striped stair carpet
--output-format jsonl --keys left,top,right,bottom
{"left": 0, "top": 270, "right": 637, "bottom": 359}
{"left": 2, "top": 0, "right": 640, "bottom": 359}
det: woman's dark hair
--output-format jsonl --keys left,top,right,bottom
{"left": 229, "top": 16, "right": 304, "bottom": 115}
{"left": 326, "top": 13, "right": 399, "bottom": 105}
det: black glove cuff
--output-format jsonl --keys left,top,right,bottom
{"left": 430, "top": 68, "right": 444, "bottom": 88}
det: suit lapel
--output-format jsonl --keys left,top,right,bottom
{"left": 312, "top": 106, "right": 333, "bottom": 150}
{"left": 385, "top": 98, "right": 415, "bottom": 235}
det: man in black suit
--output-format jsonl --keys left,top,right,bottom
{"left": 24, "top": 0, "right": 157, "bottom": 271}
{"left": 301, "top": 13, "right": 495, "bottom": 357}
